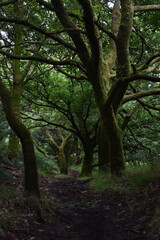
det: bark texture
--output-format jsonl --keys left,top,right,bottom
{"left": 7, "top": 0, "right": 23, "bottom": 161}
{"left": 79, "top": 142, "right": 95, "bottom": 177}
{"left": 0, "top": 80, "right": 40, "bottom": 197}
{"left": 46, "top": 128, "right": 69, "bottom": 174}
{"left": 51, "top": 0, "right": 133, "bottom": 176}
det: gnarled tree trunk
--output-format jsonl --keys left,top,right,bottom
{"left": 97, "top": 118, "right": 110, "bottom": 173}
{"left": 7, "top": 1, "right": 23, "bottom": 161}
{"left": 79, "top": 142, "right": 95, "bottom": 177}
{"left": 103, "top": 107, "right": 125, "bottom": 176}
{"left": 0, "top": 80, "right": 40, "bottom": 197}
{"left": 45, "top": 127, "right": 69, "bottom": 174}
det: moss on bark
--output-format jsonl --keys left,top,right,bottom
{"left": 79, "top": 145, "right": 94, "bottom": 177}
{"left": 57, "top": 148, "right": 68, "bottom": 175}
{"left": 105, "top": 106, "right": 125, "bottom": 176}
{"left": 7, "top": 133, "right": 20, "bottom": 161}
{"left": 0, "top": 80, "right": 40, "bottom": 198}
{"left": 97, "top": 118, "right": 110, "bottom": 173}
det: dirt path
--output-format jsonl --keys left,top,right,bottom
{"left": 2, "top": 171, "right": 160, "bottom": 240}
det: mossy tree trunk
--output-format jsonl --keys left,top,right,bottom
{"left": 103, "top": 107, "right": 125, "bottom": 175}
{"left": 45, "top": 127, "right": 70, "bottom": 174}
{"left": 0, "top": 80, "right": 40, "bottom": 197}
{"left": 79, "top": 141, "right": 95, "bottom": 177}
{"left": 57, "top": 148, "right": 68, "bottom": 175}
{"left": 7, "top": 1, "right": 37, "bottom": 162}
{"left": 97, "top": 118, "right": 110, "bottom": 173}
{"left": 8, "top": 132, "right": 20, "bottom": 161}
{"left": 52, "top": 0, "right": 133, "bottom": 176}
{"left": 7, "top": 1, "right": 23, "bottom": 161}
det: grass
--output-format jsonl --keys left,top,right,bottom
{"left": 126, "top": 163, "right": 160, "bottom": 184}
{"left": 90, "top": 163, "right": 160, "bottom": 194}
{"left": 90, "top": 171, "right": 120, "bottom": 192}
{"left": 69, "top": 164, "right": 81, "bottom": 172}
{"left": 78, "top": 176, "right": 92, "bottom": 181}
{"left": 54, "top": 173, "right": 70, "bottom": 179}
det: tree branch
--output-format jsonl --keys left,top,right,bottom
{"left": 21, "top": 113, "right": 76, "bottom": 134}
{"left": 45, "top": 127, "right": 59, "bottom": 149}
{"left": 121, "top": 104, "right": 139, "bottom": 131}
{"left": 109, "top": 0, "right": 133, "bottom": 111}
{"left": 77, "top": 0, "right": 100, "bottom": 60}
{"left": 0, "top": 17, "right": 76, "bottom": 51}
{"left": 54, "top": 66, "right": 87, "bottom": 80}
{"left": 135, "top": 99, "right": 160, "bottom": 112}
{"left": 120, "top": 74, "right": 160, "bottom": 84}
{"left": 95, "top": 21, "right": 117, "bottom": 41}
{"left": 134, "top": 5, "right": 160, "bottom": 12}
{"left": 0, "top": 0, "right": 17, "bottom": 7}
{"left": 0, "top": 49, "right": 80, "bottom": 67}
{"left": 33, "top": 139, "right": 48, "bottom": 156}
{"left": 51, "top": 0, "right": 90, "bottom": 66}
{"left": 122, "top": 89, "right": 160, "bottom": 104}
{"left": 36, "top": 0, "right": 54, "bottom": 11}
{"left": 105, "top": 74, "right": 160, "bottom": 110}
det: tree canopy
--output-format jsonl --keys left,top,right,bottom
{"left": 0, "top": 0, "right": 159, "bottom": 195}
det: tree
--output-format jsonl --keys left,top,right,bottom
{"left": 45, "top": 127, "right": 70, "bottom": 174}
{"left": 22, "top": 73, "right": 98, "bottom": 176}
{"left": 0, "top": 0, "right": 41, "bottom": 196}
{"left": 122, "top": 101, "right": 160, "bottom": 165}
{"left": 0, "top": 79, "right": 40, "bottom": 197}
{"left": 0, "top": 0, "right": 160, "bottom": 176}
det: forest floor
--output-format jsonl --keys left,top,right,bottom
{"left": 1, "top": 169, "right": 160, "bottom": 240}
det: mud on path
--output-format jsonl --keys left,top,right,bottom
{"left": 2, "top": 170, "right": 160, "bottom": 240}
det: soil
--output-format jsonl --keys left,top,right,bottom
{"left": 1, "top": 170, "right": 160, "bottom": 240}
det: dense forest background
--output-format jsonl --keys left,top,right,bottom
{"left": 0, "top": 0, "right": 160, "bottom": 239}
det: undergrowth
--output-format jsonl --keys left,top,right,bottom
{"left": 0, "top": 185, "right": 56, "bottom": 237}
{"left": 54, "top": 174, "right": 70, "bottom": 179}
{"left": 90, "top": 163, "right": 160, "bottom": 194}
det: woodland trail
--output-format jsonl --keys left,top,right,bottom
{"left": 2, "top": 170, "right": 160, "bottom": 240}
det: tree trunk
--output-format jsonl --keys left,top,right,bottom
{"left": 45, "top": 127, "right": 69, "bottom": 175}
{"left": 79, "top": 144, "right": 94, "bottom": 177}
{"left": 73, "top": 135, "right": 82, "bottom": 165}
{"left": 97, "top": 118, "right": 110, "bottom": 173}
{"left": 0, "top": 80, "right": 40, "bottom": 198}
{"left": 7, "top": 1, "right": 22, "bottom": 161}
{"left": 7, "top": 132, "right": 20, "bottom": 161}
{"left": 57, "top": 148, "right": 68, "bottom": 174}
{"left": 7, "top": 85, "right": 22, "bottom": 161}
{"left": 103, "top": 106, "right": 125, "bottom": 176}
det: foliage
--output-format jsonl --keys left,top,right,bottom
{"left": 125, "top": 164, "right": 160, "bottom": 187}
{"left": 122, "top": 102, "right": 160, "bottom": 165}
{"left": 0, "top": 0, "right": 160, "bottom": 183}
{"left": 0, "top": 106, "right": 16, "bottom": 184}
{"left": 36, "top": 151, "right": 58, "bottom": 177}
{"left": 91, "top": 163, "right": 160, "bottom": 194}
